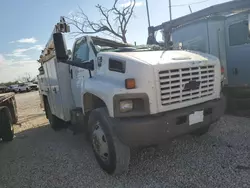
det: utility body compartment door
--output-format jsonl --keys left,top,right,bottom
{"left": 44, "top": 58, "right": 64, "bottom": 119}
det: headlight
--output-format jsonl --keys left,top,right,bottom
{"left": 113, "top": 94, "right": 150, "bottom": 117}
{"left": 120, "top": 100, "right": 133, "bottom": 113}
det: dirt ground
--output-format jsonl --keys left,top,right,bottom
{"left": 14, "top": 92, "right": 48, "bottom": 133}
{"left": 0, "top": 91, "right": 249, "bottom": 188}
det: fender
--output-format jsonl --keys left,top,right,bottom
{"left": 82, "top": 75, "right": 126, "bottom": 117}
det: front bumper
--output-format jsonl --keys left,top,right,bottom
{"left": 114, "top": 95, "right": 226, "bottom": 147}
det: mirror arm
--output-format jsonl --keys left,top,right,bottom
{"left": 88, "top": 70, "right": 92, "bottom": 78}
{"left": 58, "top": 59, "right": 94, "bottom": 78}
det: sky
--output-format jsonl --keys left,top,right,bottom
{"left": 0, "top": 0, "right": 232, "bottom": 82}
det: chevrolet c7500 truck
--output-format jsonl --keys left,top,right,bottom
{"left": 37, "top": 17, "right": 225, "bottom": 175}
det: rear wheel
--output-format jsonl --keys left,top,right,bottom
{"left": 88, "top": 108, "right": 130, "bottom": 175}
{"left": 44, "top": 99, "right": 65, "bottom": 130}
{"left": 0, "top": 107, "right": 14, "bottom": 142}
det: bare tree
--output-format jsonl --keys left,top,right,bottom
{"left": 19, "top": 73, "right": 33, "bottom": 83}
{"left": 66, "top": 0, "right": 136, "bottom": 43}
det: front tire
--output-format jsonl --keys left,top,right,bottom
{"left": 0, "top": 107, "right": 14, "bottom": 142}
{"left": 88, "top": 108, "right": 130, "bottom": 175}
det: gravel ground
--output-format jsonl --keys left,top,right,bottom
{"left": 0, "top": 91, "right": 249, "bottom": 188}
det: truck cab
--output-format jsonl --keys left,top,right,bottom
{"left": 169, "top": 11, "right": 250, "bottom": 110}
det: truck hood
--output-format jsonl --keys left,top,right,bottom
{"left": 117, "top": 50, "right": 218, "bottom": 65}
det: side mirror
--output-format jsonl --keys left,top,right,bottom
{"left": 67, "top": 50, "right": 72, "bottom": 56}
{"left": 53, "top": 33, "right": 68, "bottom": 62}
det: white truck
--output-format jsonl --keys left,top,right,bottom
{"left": 147, "top": 0, "right": 250, "bottom": 111}
{"left": 37, "top": 18, "right": 225, "bottom": 175}
{"left": 25, "top": 82, "right": 39, "bottom": 91}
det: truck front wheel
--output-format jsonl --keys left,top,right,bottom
{"left": 0, "top": 107, "right": 14, "bottom": 142}
{"left": 88, "top": 108, "right": 130, "bottom": 175}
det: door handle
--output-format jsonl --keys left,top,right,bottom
{"left": 53, "top": 87, "right": 57, "bottom": 93}
{"left": 70, "top": 69, "right": 73, "bottom": 79}
{"left": 233, "top": 68, "right": 238, "bottom": 75}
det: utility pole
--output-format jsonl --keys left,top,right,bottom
{"left": 145, "top": 0, "right": 151, "bottom": 27}
{"left": 169, "top": 0, "right": 172, "bottom": 21}
{"left": 166, "top": 0, "right": 173, "bottom": 47}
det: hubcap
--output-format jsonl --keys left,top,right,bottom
{"left": 92, "top": 121, "right": 109, "bottom": 162}
{"left": 8, "top": 118, "right": 14, "bottom": 132}
{"left": 10, "top": 124, "right": 14, "bottom": 132}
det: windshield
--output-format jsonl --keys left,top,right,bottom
{"left": 90, "top": 36, "right": 165, "bottom": 53}
{"left": 94, "top": 43, "right": 165, "bottom": 53}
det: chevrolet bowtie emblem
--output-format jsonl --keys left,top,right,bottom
{"left": 184, "top": 80, "right": 200, "bottom": 90}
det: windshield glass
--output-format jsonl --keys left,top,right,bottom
{"left": 94, "top": 42, "right": 165, "bottom": 53}
{"left": 90, "top": 36, "right": 166, "bottom": 53}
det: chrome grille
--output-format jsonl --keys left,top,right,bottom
{"left": 159, "top": 65, "right": 215, "bottom": 105}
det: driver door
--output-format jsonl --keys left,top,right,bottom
{"left": 70, "top": 37, "right": 92, "bottom": 107}
{"left": 225, "top": 14, "right": 250, "bottom": 86}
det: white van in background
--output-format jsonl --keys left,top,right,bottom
{"left": 25, "top": 82, "right": 39, "bottom": 91}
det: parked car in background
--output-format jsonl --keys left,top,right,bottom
{"left": 0, "top": 85, "right": 8, "bottom": 93}
{"left": 8, "top": 85, "right": 18, "bottom": 92}
{"left": 10, "top": 84, "right": 30, "bottom": 93}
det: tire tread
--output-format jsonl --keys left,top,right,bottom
{"left": 88, "top": 107, "right": 130, "bottom": 175}
{"left": 0, "top": 107, "right": 14, "bottom": 142}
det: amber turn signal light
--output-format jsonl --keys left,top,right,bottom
{"left": 125, "top": 78, "right": 136, "bottom": 89}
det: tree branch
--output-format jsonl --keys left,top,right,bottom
{"left": 66, "top": 0, "right": 136, "bottom": 43}
{"left": 124, "top": 0, "right": 136, "bottom": 31}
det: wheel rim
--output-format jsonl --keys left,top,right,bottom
{"left": 92, "top": 121, "right": 109, "bottom": 162}
{"left": 10, "top": 121, "right": 14, "bottom": 132}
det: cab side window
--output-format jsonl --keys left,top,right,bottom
{"left": 229, "top": 20, "right": 250, "bottom": 46}
{"left": 73, "top": 38, "right": 90, "bottom": 62}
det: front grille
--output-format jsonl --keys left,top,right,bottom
{"left": 159, "top": 65, "right": 215, "bottom": 106}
